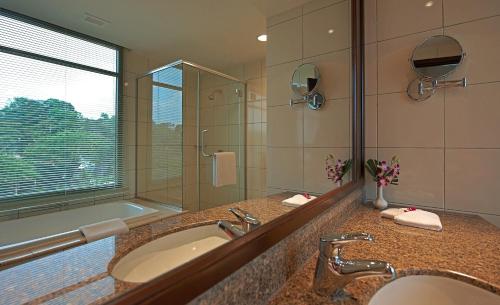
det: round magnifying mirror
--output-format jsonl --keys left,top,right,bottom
{"left": 411, "top": 35, "right": 464, "bottom": 79}
{"left": 291, "top": 63, "right": 320, "bottom": 96}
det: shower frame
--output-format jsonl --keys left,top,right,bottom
{"left": 135, "top": 60, "right": 247, "bottom": 210}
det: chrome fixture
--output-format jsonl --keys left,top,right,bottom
{"left": 208, "top": 89, "right": 223, "bottom": 100}
{"left": 407, "top": 35, "right": 466, "bottom": 101}
{"left": 217, "top": 220, "right": 245, "bottom": 238}
{"left": 200, "top": 129, "right": 212, "bottom": 157}
{"left": 218, "top": 207, "right": 261, "bottom": 238}
{"left": 408, "top": 76, "right": 467, "bottom": 101}
{"left": 228, "top": 207, "right": 261, "bottom": 232}
{"left": 290, "top": 63, "right": 324, "bottom": 110}
{"left": 313, "top": 232, "right": 396, "bottom": 300}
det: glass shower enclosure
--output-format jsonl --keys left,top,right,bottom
{"left": 136, "top": 60, "right": 246, "bottom": 212}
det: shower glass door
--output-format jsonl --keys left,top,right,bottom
{"left": 195, "top": 68, "right": 246, "bottom": 210}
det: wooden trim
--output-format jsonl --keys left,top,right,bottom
{"left": 107, "top": 1, "right": 365, "bottom": 304}
{"left": 107, "top": 181, "right": 363, "bottom": 305}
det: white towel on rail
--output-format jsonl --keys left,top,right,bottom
{"left": 213, "top": 152, "right": 237, "bottom": 187}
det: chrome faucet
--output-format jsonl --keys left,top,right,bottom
{"left": 313, "top": 232, "right": 396, "bottom": 299}
{"left": 218, "top": 207, "right": 261, "bottom": 239}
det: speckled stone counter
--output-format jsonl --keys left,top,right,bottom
{"left": 0, "top": 194, "right": 295, "bottom": 305}
{"left": 267, "top": 204, "right": 500, "bottom": 305}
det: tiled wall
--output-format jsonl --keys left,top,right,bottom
{"left": 122, "top": 50, "right": 164, "bottom": 201}
{"left": 266, "top": 0, "right": 352, "bottom": 196}
{"left": 364, "top": 0, "right": 500, "bottom": 226}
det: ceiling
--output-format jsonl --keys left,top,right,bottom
{"left": 1, "top": 0, "right": 312, "bottom": 70}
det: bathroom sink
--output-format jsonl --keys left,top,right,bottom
{"left": 111, "top": 224, "right": 232, "bottom": 283}
{"left": 368, "top": 275, "right": 499, "bottom": 305}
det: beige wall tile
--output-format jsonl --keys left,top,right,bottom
{"left": 364, "top": 0, "right": 377, "bottom": 44}
{"left": 444, "top": 0, "right": 500, "bottom": 26}
{"left": 304, "top": 147, "right": 350, "bottom": 194}
{"left": 445, "top": 149, "right": 500, "bottom": 215}
{"left": 379, "top": 148, "right": 444, "bottom": 208}
{"left": 378, "top": 29, "right": 442, "bottom": 94}
{"left": 247, "top": 78, "right": 265, "bottom": 102}
{"left": 244, "top": 60, "right": 263, "bottom": 80}
{"left": 364, "top": 148, "right": 378, "bottom": 200}
{"left": 378, "top": 91, "right": 444, "bottom": 148}
{"left": 445, "top": 16, "right": 500, "bottom": 84}
{"left": 365, "top": 43, "right": 377, "bottom": 96}
{"left": 365, "top": 95, "right": 377, "bottom": 148}
{"left": 445, "top": 82, "right": 500, "bottom": 148}
{"left": 123, "top": 50, "right": 149, "bottom": 75}
{"left": 267, "top": 60, "right": 302, "bottom": 107}
{"left": 303, "top": 0, "right": 345, "bottom": 14}
{"left": 267, "top": 18, "right": 302, "bottom": 66}
{"left": 304, "top": 99, "right": 350, "bottom": 147}
{"left": 377, "top": 0, "right": 443, "bottom": 41}
{"left": 247, "top": 123, "right": 263, "bottom": 146}
{"left": 267, "top": 147, "right": 304, "bottom": 190}
{"left": 267, "top": 7, "right": 302, "bottom": 27}
{"left": 267, "top": 105, "right": 304, "bottom": 147}
{"left": 304, "top": 49, "right": 350, "bottom": 99}
{"left": 303, "top": 0, "right": 350, "bottom": 58}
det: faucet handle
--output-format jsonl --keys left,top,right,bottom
{"left": 228, "top": 207, "right": 261, "bottom": 232}
{"left": 319, "top": 232, "right": 373, "bottom": 258}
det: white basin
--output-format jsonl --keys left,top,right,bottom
{"left": 111, "top": 224, "right": 231, "bottom": 283}
{"left": 369, "top": 275, "right": 499, "bottom": 305}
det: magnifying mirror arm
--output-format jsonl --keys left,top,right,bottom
{"left": 431, "top": 77, "right": 467, "bottom": 89}
{"left": 289, "top": 96, "right": 308, "bottom": 106}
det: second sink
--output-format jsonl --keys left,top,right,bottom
{"left": 368, "top": 275, "right": 499, "bottom": 305}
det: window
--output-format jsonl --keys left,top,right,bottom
{"left": 0, "top": 9, "right": 122, "bottom": 203}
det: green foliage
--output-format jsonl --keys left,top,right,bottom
{"left": 0, "top": 97, "right": 117, "bottom": 199}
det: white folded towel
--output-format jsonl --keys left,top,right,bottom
{"left": 380, "top": 207, "right": 420, "bottom": 219}
{"left": 394, "top": 210, "right": 443, "bottom": 231}
{"left": 79, "top": 218, "right": 129, "bottom": 242}
{"left": 213, "top": 152, "right": 237, "bottom": 187}
{"left": 282, "top": 194, "right": 317, "bottom": 207}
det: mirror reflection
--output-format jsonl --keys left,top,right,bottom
{"left": 411, "top": 35, "right": 464, "bottom": 79}
{"left": 0, "top": 0, "right": 353, "bottom": 284}
{"left": 291, "top": 63, "right": 320, "bottom": 96}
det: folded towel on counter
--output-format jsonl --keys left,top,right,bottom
{"left": 394, "top": 210, "right": 443, "bottom": 231}
{"left": 380, "top": 207, "right": 420, "bottom": 219}
{"left": 213, "top": 152, "right": 237, "bottom": 187}
{"left": 79, "top": 218, "right": 129, "bottom": 242}
{"left": 282, "top": 194, "right": 317, "bottom": 207}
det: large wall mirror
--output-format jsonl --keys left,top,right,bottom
{"left": 0, "top": 0, "right": 363, "bottom": 304}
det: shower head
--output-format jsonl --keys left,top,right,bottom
{"left": 208, "top": 89, "right": 223, "bottom": 100}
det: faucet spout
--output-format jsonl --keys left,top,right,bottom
{"left": 337, "top": 259, "right": 396, "bottom": 280}
{"left": 313, "top": 233, "right": 397, "bottom": 298}
{"left": 217, "top": 220, "right": 244, "bottom": 239}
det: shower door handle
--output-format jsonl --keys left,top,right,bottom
{"left": 200, "top": 129, "right": 213, "bottom": 157}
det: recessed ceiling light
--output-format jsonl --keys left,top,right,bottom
{"left": 257, "top": 34, "right": 267, "bottom": 42}
{"left": 425, "top": 1, "right": 434, "bottom": 7}
{"left": 328, "top": 29, "right": 335, "bottom": 34}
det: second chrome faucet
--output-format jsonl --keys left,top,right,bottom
{"left": 218, "top": 207, "right": 261, "bottom": 239}
{"left": 313, "top": 232, "right": 396, "bottom": 300}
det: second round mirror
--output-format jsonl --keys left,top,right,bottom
{"left": 291, "top": 63, "right": 320, "bottom": 96}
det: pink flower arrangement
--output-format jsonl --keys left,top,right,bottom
{"left": 325, "top": 154, "right": 352, "bottom": 184}
{"left": 365, "top": 156, "right": 400, "bottom": 187}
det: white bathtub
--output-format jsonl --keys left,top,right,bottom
{"left": 0, "top": 201, "right": 159, "bottom": 246}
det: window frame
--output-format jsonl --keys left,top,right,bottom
{"left": 0, "top": 8, "right": 124, "bottom": 207}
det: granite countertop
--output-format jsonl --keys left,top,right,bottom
{"left": 267, "top": 204, "right": 500, "bottom": 305}
{"left": 0, "top": 194, "right": 294, "bottom": 305}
